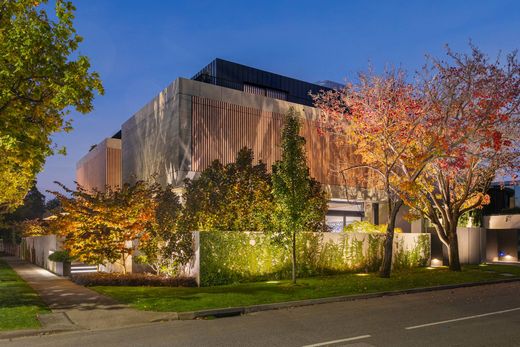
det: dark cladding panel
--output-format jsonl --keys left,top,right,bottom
{"left": 192, "top": 58, "right": 332, "bottom": 107}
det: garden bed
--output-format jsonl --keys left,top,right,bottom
{"left": 71, "top": 272, "right": 197, "bottom": 287}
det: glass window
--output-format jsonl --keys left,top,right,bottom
{"left": 326, "top": 215, "right": 344, "bottom": 232}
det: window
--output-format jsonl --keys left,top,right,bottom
{"left": 244, "top": 84, "right": 265, "bottom": 96}
{"left": 326, "top": 200, "right": 364, "bottom": 232}
{"left": 243, "top": 83, "right": 288, "bottom": 101}
{"left": 266, "top": 88, "right": 287, "bottom": 100}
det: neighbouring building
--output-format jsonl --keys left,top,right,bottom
{"left": 483, "top": 182, "right": 520, "bottom": 262}
{"left": 76, "top": 133, "right": 122, "bottom": 192}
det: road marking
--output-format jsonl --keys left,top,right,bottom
{"left": 405, "top": 307, "right": 520, "bottom": 330}
{"left": 301, "top": 334, "right": 371, "bottom": 347}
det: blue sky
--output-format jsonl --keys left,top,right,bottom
{"left": 37, "top": 0, "right": 520, "bottom": 197}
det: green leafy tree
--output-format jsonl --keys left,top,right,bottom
{"left": 271, "top": 107, "right": 328, "bottom": 284}
{"left": 181, "top": 148, "right": 274, "bottom": 232}
{"left": 0, "top": 184, "right": 46, "bottom": 243}
{"left": 136, "top": 186, "right": 192, "bottom": 277}
{"left": 0, "top": 0, "right": 104, "bottom": 212}
{"left": 44, "top": 198, "right": 61, "bottom": 214}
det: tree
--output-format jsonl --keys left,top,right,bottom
{"left": 271, "top": 107, "right": 329, "bottom": 284}
{"left": 313, "top": 70, "right": 433, "bottom": 278}
{"left": 5, "top": 185, "right": 46, "bottom": 221}
{"left": 0, "top": 184, "right": 46, "bottom": 243}
{"left": 44, "top": 198, "right": 61, "bottom": 214}
{"left": 49, "top": 181, "right": 157, "bottom": 273}
{"left": 136, "top": 187, "right": 192, "bottom": 277}
{"left": 0, "top": 0, "right": 103, "bottom": 212}
{"left": 404, "top": 46, "right": 520, "bottom": 271}
{"left": 180, "top": 148, "right": 274, "bottom": 232}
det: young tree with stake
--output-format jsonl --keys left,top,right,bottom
{"left": 271, "top": 107, "right": 328, "bottom": 284}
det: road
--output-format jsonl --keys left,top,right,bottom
{"left": 2, "top": 281, "right": 520, "bottom": 347}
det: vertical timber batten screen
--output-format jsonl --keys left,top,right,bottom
{"left": 106, "top": 147, "right": 122, "bottom": 190}
{"left": 191, "top": 96, "right": 284, "bottom": 172}
{"left": 191, "top": 96, "right": 368, "bottom": 188}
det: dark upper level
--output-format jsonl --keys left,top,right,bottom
{"left": 191, "top": 58, "right": 335, "bottom": 107}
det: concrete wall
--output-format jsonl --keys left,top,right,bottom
{"left": 187, "top": 231, "right": 430, "bottom": 286}
{"left": 429, "top": 227, "right": 486, "bottom": 265}
{"left": 457, "top": 227, "right": 487, "bottom": 264}
{"left": 486, "top": 229, "right": 519, "bottom": 262}
{"left": 21, "top": 235, "right": 64, "bottom": 275}
{"left": 484, "top": 214, "right": 520, "bottom": 229}
{"left": 122, "top": 80, "right": 187, "bottom": 187}
{"left": 484, "top": 214, "right": 520, "bottom": 262}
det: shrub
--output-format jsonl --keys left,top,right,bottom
{"left": 71, "top": 272, "right": 197, "bottom": 287}
{"left": 48, "top": 250, "right": 73, "bottom": 263}
{"left": 343, "top": 221, "right": 402, "bottom": 233}
{"left": 199, "top": 231, "right": 429, "bottom": 286}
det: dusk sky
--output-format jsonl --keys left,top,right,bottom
{"left": 37, "top": 0, "right": 520, "bottom": 198}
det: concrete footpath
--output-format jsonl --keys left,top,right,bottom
{"left": 1, "top": 257, "right": 174, "bottom": 337}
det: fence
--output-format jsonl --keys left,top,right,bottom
{"left": 186, "top": 231, "right": 431, "bottom": 286}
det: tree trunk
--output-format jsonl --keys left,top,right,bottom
{"left": 447, "top": 226, "right": 462, "bottom": 271}
{"left": 291, "top": 230, "right": 296, "bottom": 284}
{"left": 121, "top": 254, "right": 127, "bottom": 274}
{"left": 379, "top": 200, "right": 403, "bottom": 278}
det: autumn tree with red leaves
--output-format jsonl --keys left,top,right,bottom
{"left": 405, "top": 46, "right": 520, "bottom": 271}
{"left": 314, "top": 70, "right": 435, "bottom": 278}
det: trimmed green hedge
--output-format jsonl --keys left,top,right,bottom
{"left": 199, "top": 232, "right": 430, "bottom": 286}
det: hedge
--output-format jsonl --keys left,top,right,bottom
{"left": 199, "top": 231, "right": 430, "bottom": 286}
{"left": 71, "top": 273, "right": 197, "bottom": 287}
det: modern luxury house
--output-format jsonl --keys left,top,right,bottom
{"left": 78, "top": 58, "right": 395, "bottom": 232}
{"left": 76, "top": 58, "right": 518, "bottom": 266}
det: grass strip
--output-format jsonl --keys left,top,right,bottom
{"left": 92, "top": 264, "right": 520, "bottom": 313}
{"left": 0, "top": 258, "right": 49, "bottom": 331}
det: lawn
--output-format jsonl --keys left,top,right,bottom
{"left": 92, "top": 264, "right": 520, "bottom": 313}
{"left": 0, "top": 258, "right": 49, "bottom": 330}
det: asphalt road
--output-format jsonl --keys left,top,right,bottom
{"left": 3, "top": 281, "right": 520, "bottom": 347}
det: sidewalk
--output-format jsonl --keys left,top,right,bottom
{"left": 1, "top": 257, "right": 174, "bottom": 333}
